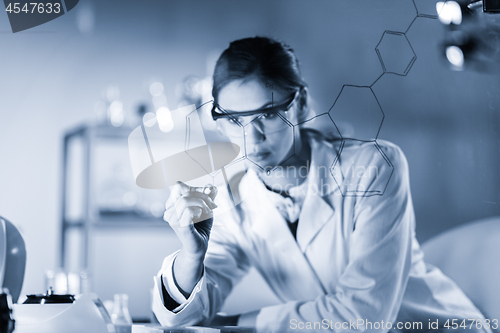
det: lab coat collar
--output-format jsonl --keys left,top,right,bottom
{"left": 240, "top": 170, "right": 331, "bottom": 296}
{"left": 306, "top": 137, "right": 343, "bottom": 198}
{"left": 296, "top": 183, "right": 335, "bottom": 252}
{"left": 240, "top": 137, "right": 339, "bottom": 252}
{"left": 241, "top": 169, "right": 297, "bottom": 251}
{"left": 295, "top": 137, "right": 340, "bottom": 251}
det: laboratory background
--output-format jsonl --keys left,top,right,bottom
{"left": 0, "top": 0, "right": 499, "bottom": 322}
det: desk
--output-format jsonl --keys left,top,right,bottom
{"left": 132, "top": 325, "right": 255, "bottom": 333}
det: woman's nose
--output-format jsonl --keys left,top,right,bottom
{"left": 244, "top": 121, "right": 266, "bottom": 143}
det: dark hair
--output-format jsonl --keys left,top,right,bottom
{"left": 212, "top": 36, "right": 309, "bottom": 121}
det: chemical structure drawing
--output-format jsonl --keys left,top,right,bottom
{"left": 172, "top": 0, "right": 439, "bottom": 199}
{"left": 299, "top": 0, "right": 438, "bottom": 197}
{"left": 412, "top": 0, "right": 441, "bottom": 19}
{"left": 327, "top": 85, "right": 385, "bottom": 142}
{"left": 376, "top": 31, "right": 417, "bottom": 76}
{"left": 330, "top": 141, "right": 395, "bottom": 197}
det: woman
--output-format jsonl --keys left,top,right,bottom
{"left": 152, "top": 37, "right": 491, "bottom": 332}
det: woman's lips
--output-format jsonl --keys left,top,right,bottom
{"left": 247, "top": 151, "right": 271, "bottom": 160}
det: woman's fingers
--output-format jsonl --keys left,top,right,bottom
{"left": 180, "top": 207, "right": 214, "bottom": 227}
{"left": 163, "top": 182, "right": 217, "bottom": 258}
{"left": 206, "top": 185, "right": 218, "bottom": 201}
{"left": 168, "top": 181, "right": 192, "bottom": 202}
{"left": 181, "top": 191, "right": 218, "bottom": 209}
{"left": 164, "top": 206, "right": 205, "bottom": 228}
{"left": 164, "top": 182, "right": 219, "bottom": 227}
{"left": 165, "top": 196, "right": 212, "bottom": 225}
{"left": 166, "top": 182, "right": 218, "bottom": 211}
{"left": 168, "top": 206, "right": 213, "bottom": 229}
{"left": 178, "top": 207, "right": 201, "bottom": 227}
{"left": 168, "top": 182, "right": 218, "bottom": 205}
{"left": 175, "top": 196, "right": 211, "bottom": 218}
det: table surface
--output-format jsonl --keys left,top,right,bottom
{"left": 132, "top": 324, "right": 255, "bottom": 333}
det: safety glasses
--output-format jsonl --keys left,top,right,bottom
{"left": 211, "top": 91, "right": 299, "bottom": 137}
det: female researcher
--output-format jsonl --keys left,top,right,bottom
{"left": 152, "top": 37, "right": 491, "bottom": 332}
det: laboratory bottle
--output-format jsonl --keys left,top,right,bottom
{"left": 111, "top": 293, "right": 133, "bottom": 333}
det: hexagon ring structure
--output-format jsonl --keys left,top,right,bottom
{"left": 376, "top": 31, "right": 417, "bottom": 76}
{"left": 329, "top": 141, "right": 394, "bottom": 197}
{"left": 328, "top": 85, "right": 384, "bottom": 142}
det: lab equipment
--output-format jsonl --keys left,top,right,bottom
{"left": 0, "top": 289, "right": 14, "bottom": 333}
{"left": 23, "top": 287, "right": 74, "bottom": 304}
{"left": 44, "top": 269, "right": 91, "bottom": 295}
{"left": 13, "top": 293, "right": 115, "bottom": 333}
{"left": 60, "top": 122, "right": 172, "bottom": 276}
{"left": 438, "top": 0, "right": 500, "bottom": 71}
{"left": 0, "top": 216, "right": 26, "bottom": 303}
{"left": 111, "top": 294, "right": 133, "bottom": 333}
{"left": 484, "top": 0, "right": 500, "bottom": 12}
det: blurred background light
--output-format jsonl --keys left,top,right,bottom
{"left": 438, "top": 0, "right": 500, "bottom": 71}
{"left": 446, "top": 45, "right": 465, "bottom": 68}
{"left": 109, "top": 101, "right": 124, "bottom": 127}
{"left": 437, "top": 1, "right": 463, "bottom": 25}
{"left": 149, "top": 82, "right": 164, "bottom": 97}
{"left": 156, "top": 106, "right": 174, "bottom": 133}
{"left": 76, "top": 3, "right": 95, "bottom": 34}
{"left": 142, "top": 112, "right": 157, "bottom": 127}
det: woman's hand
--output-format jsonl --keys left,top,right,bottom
{"left": 163, "top": 181, "right": 218, "bottom": 296}
{"left": 164, "top": 181, "right": 218, "bottom": 258}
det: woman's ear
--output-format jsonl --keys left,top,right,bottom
{"left": 297, "top": 86, "right": 310, "bottom": 124}
{"left": 300, "top": 87, "right": 308, "bottom": 106}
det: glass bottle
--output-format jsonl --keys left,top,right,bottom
{"left": 111, "top": 293, "right": 133, "bottom": 333}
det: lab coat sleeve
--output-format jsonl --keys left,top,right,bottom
{"left": 152, "top": 215, "right": 251, "bottom": 327}
{"left": 256, "top": 144, "right": 414, "bottom": 332}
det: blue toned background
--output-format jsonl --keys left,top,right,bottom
{"left": 0, "top": 0, "right": 499, "bottom": 319}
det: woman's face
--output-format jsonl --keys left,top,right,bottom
{"left": 217, "top": 78, "right": 298, "bottom": 171}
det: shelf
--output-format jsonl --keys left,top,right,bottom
{"left": 60, "top": 121, "right": 171, "bottom": 270}
{"left": 91, "top": 216, "right": 168, "bottom": 229}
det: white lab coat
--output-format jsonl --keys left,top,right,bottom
{"left": 152, "top": 137, "right": 490, "bottom": 333}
